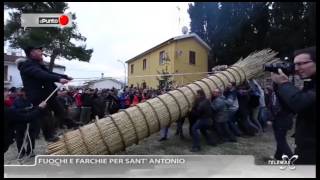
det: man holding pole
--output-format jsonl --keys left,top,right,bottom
{"left": 18, "top": 45, "right": 73, "bottom": 150}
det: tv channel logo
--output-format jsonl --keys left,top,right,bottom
{"left": 21, "top": 13, "right": 72, "bottom": 28}
{"left": 268, "top": 155, "right": 299, "bottom": 170}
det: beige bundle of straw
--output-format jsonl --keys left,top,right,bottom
{"left": 48, "top": 49, "right": 279, "bottom": 155}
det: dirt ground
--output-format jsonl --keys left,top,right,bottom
{"left": 4, "top": 120, "right": 295, "bottom": 166}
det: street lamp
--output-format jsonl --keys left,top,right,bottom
{"left": 117, "top": 59, "right": 126, "bottom": 87}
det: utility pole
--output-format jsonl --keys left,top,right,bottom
{"left": 117, "top": 60, "right": 126, "bottom": 87}
{"left": 177, "top": 6, "right": 181, "bottom": 35}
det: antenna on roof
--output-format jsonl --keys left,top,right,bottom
{"left": 182, "top": 26, "right": 188, "bottom": 35}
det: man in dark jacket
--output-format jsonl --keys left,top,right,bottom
{"left": 56, "top": 90, "right": 81, "bottom": 129}
{"left": 190, "top": 90, "right": 216, "bottom": 152}
{"left": 80, "top": 89, "right": 94, "bottom": 124}
{"left": 12, "top": 88, "right": 35, "bottom": 158}
{"left": 92, "top": 91, "right": 106, "bottom": 119}
{"left": 236, "top": 83, "right": 260, "bottom": 136}
{"left": 4, "top": 99, "right": 47, "bottom": 154}
{"left": 270, "top": 85, "right": 294, "bottom": 160}
{"left": 18, "top": 46, "right": 72, "bottom": 142}
{"left": 271, "top": 46, "right": 316, "bottom": 164}
{"left": 107, "top": 90, "right": 120, "bottom": 114}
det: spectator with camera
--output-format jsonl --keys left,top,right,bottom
{"left": 271, "top": 46, "right": 316, "bottom": 164}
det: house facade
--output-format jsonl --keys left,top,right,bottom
{"left": 4, "top": 53, "right": 66, "bottom": 89}
{"left": 85, "top": 78, "right": 124, "bottom": 90}
{"left": 126, "top": 33, "right": 211, "bottom": 89}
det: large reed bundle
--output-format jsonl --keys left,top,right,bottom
{"left": 48, "top": 49, "right": 279, "bottom": 155}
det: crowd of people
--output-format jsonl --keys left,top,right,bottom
{"left": 4, "top": 80, "right": 172, "bottom": 158}
{"left": 4, "top": 79, "right": 273, "bottom": 155}
{"left": 4, "top": 45, "right": 315, "bottom": 165}
{"left": 158, "top": 81, "right": 275, "bottom": 151}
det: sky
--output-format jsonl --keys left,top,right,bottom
{"left": 4, "top": 2, "right": 192, "bottom": 86}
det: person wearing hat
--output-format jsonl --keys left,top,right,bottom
{"left": 271, "top": 46, "right": 316, "bottom": 164}
{"left": 18, "top": 45, "right": 73, "bottom": 144}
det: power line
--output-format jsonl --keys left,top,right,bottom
{"left": 66, "top": 68, "right": 107, "bottom": 73}
{"left": 128, "top": 71, "right": 213, "bottom": 79}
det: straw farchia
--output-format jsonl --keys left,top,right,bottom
{"left": 48, "top": 49, "right": 279, "bottom": 155}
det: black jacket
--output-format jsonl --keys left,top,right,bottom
{"left": 189, "top": 97, "right": 202, "bottom": 121}
{"left": 13, "top": 97, "right": 33, "bottom": 109}
{"left": 56, "top": 95, "right": 73, "bottom": 110}
{"left": 271, "top": 85, "right": 294, "bottom": 130}
{"left": 4, "top": 106, "right": 45, "bottom": 153}
{"left": 107, "top": 94, "right": 120, "bottom": 114}
{"left": 19, "top": 58, "right": 69, "bottom": 105}
{"left": 191, "top": 97, "right": 213, "bottom": 121}
{"left": 276, "top": 77, "right": 316, "bottom": 149}
{"left": 92, "top": 96, "right": 106, "bottom": 118}
{"left": 237, "top": 91, "right": 250, "bottom": 118}
{"left": 81, "top": 93, "right": 94, "bottom": 107}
